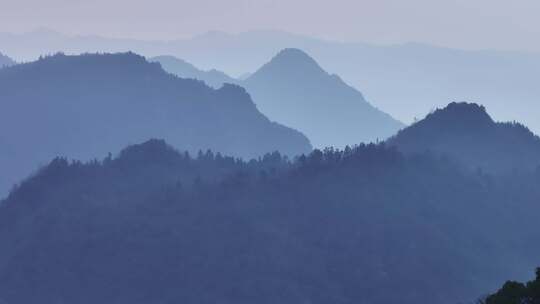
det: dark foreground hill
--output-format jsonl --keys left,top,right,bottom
{"left": 388, "top": 102, "right": 540, "bottom": 173}
{"left": 1, "top": 139, "right": 539, "bottom": 304}
{"left": 0, "top": 52, "right": 311, "bottom": 196}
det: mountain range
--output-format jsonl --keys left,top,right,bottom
{"left": 152, "top": 49, "right": 404, "bottom": 148}
{"left": 0, "top": 52, "right": 311, "bottom": 197}
{"left": 1, "top": 102, "right": 540, "bottom": 303}
{"left": 2, "top": 29, "right": 540, "bottom": 137}
{"left": 388, "top": 102, "right": 540, "bottom": 173}
{"left": 2, "top": 29, "right": 540, "bottom": 304}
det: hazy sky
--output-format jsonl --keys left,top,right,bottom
{"left": 2, "top": 0, "right": 540, "bottom": 51}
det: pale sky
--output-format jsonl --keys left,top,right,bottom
{"left": 1, "top": 0, "right": 540, "bottom": 51}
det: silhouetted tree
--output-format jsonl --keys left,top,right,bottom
{"left": 484, "top": 268, "right": 540, "bottom": 304}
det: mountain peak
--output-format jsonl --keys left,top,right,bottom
{"left": 242, "top": 48, "right": 404, "bottom": 148}
{"left": 254, "top": 48, "right": 325, "bottom": 76}
{"left": 421, "top": 102, "right": 494, "bottom": 129}
{"left": 117, "top": 139, "right": 179, "bottom": 165}
{"left": 272, "top": 48, "right": 320, "bottom": 66}
{"left": 0, "top": 52, "right": 313, "bottom": 195}
{"left": 245, "top": 48, "right": 329, "bottom": 87}
{"left": 388, "top": 102, "right": 540, "bottom": 172}
{"left": 275, "top": 48, "right": 313, "bottom": 59}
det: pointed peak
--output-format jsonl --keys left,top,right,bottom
{"left": 276, "top": 48, "right": 311, "bottom": 57}
{"left": 249, "top": 48, "right": 325, "bottom": 79}
{"left": 271, "top": 48, "right": 319, "bottom": 65}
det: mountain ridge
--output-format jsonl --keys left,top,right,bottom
{"left": 5, "top": 29, "right": 540, "bottom": 136}
{"left": 153, "top": 49, "right": 404, "bottom": 149}
{"left": 0, "top": 52, "right": 312, "bottom": 197}
{"left": 1, "top": 137, "right": 539, "bottom": 304}
{"left": 242, "top": 48, "right": 404, "bottom": 148}
{"left": 388, "top": 102, "right": 540, "bottom": 172}
{"left": 150, "top": 55, "right": 237, "bottom": 88}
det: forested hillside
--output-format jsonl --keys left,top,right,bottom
{"left": 1, "top": 139, "right": 539, "bottom": 304}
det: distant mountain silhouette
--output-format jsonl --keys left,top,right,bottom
{"left": 155, "top": 49, "right": 404, "bottom": 148}
{"left": 0, "top": 52, "right": 311, "bottom": 196}
{"left": 4, "top": 29, "right": 540, "bottom": 137}
{"left": 152, "top": 49, "right": 403, "bottom": 148}
{"left": 149, "top": 55, "right": 236, "bottom": 88}
{"left": 243, "top": 48, "right": 404, "bottom": 148}
{"left": 0, "top": 52, "right": 14, "bottom": 67}
{"left": 388, "top": 102, "right": 540, "bottom": 172}
{"left": 1, "top": 139, "right": 540, "bottom": 304}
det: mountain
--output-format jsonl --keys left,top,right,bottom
{"left": 154, "top": 50, "right": 404, "bottom": 148}
{"left": 3, "top": 29, "right": 540, "bottom": 137}
{"left": 0, "top": 52, "right": 311, "bottom": 197}
{"left": 387, "top": 102, "right": 540, "bottom": 172}
{"left": 242, "top": 49, "right": 404, "bottom": 148}
{"left": 0, "top": 52, "right": 14, "bottom": 67}
{"left": 149, "top": 55, "right": 236, "bottom": 88}
{"left": 1, "top": 139, "right": 539, "bottom": 304}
